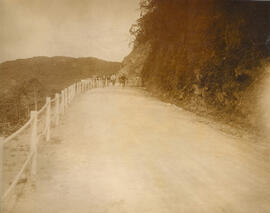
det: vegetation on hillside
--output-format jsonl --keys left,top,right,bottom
{"left": 0, "top": 56, "right": 121, "bottom": 135}
{"left": 130, "top": 0, "right": 270, "bottom": 129}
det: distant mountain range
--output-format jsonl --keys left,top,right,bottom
{"left": 0, "top": 56, "right": 121, "bottom": 97}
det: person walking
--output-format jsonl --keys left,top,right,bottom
{"left": 135, "top": 76, "right": 141, "bottom": 87}
{"left": 119, "top": 75, "right": 127, "bottom": 88}
{"left": 111, "top": 74, "right": 116, "bottom": 86}
{"left": 106, "top": 76, "right": 110, "bottom": 86}
{"left": 102, "top": 75, "right": 106, "bottom": 87}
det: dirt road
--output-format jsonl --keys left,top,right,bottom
{"left": 12, "top": 87, "right": 270, "bottom": 213}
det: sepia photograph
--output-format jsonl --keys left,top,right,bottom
{"left": 0, "top": 0, "right": 270, "bottom": 212}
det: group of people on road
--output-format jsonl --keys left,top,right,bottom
{"left": 93, "top": 74, "right": 128, "bottom": 88}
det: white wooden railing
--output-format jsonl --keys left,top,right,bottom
{"left": 0, "top": 77, "right": 108, "bottom": 212}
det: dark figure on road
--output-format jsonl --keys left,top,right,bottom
{"left": 119, "top": 75, "right": 127, "bottom": 87}
{"left": 106, "top": 75, "right": 111, "bottom": 87}
{"left": 102, "top": 75, "right": 106, "bottom": 87}
{"left": 111, "top": 74, "right": 116, "bottom": 86}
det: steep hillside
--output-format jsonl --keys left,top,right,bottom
{"left": 0, "top": 56, "right": 121, "bottom": 134}
{"left": 123, "top": 0, "right": 270, "bottom": 134}
{"left": 119, "top": 42, "right": 151, "bottom": 78}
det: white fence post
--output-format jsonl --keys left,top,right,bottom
{"left": 66, "top": 88, "right": 68, "bottom": 105}
{"left": 65, "top": 88, "right": 68, "bottom": 107}
{"left": 70, "top": 86, "right": 72, "bottom": 102}
{"left": 81, "top": 81, "right": 84, "bottom": 93}
{"left": 55, "top": 94, "right": 60, "bottom": 126}
{"left": 71, "top": 86, "right": 72, "bottom": 101}
{"left": 82, "top": 81, "right": 85, "bottom": 92}
{"left": 67, "top": 88, "right": 69, "bottom": 104}
{"left": 0, "top": 137, "right": 3, "bottom": 213}
{"left": 45, "top": 97, "right": 51, "bottom": 142}
{"left": 72, "top": 85, "right": 74, "bottom": 99}
{"left": 64, "top": 89, "right": 66, "bottom": 108}
{"left": 70, "top": 86, "right": 71, "bottom": 102}
{"left": 67, "top": 87, "right": 70, "bottom": 104}
{"left": 63, "top": 89, "right": 66, "bottom": 108}
{"left": 70, "top": 87, "right": 72, "bottom": 101}
{"left": 30, "top": 111, "right": 38, "bottom": 181}
{"left": 71, "top": 84, "right": 74, "bottom": 100}
{"left": 71, "top": 86, "right": 73, "bottom": 100}
{"left": 71, "top": 85, "right": 73, "bottom": 100}
{"left": 61, "top": 90, "right": 65, "bottom": 114}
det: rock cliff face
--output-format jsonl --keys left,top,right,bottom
{"left": 119, "top": 42, "right": 151, "bottom": 79}
{"left": 122, "top": 39, "right": 270, "bottom": 135}
{"left": 121, "top": 0, "right": 270, "bottom": 135}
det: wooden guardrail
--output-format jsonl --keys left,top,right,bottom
{"left": 0, "top": 75, "right": 140, "bottom": 212}
{"left": 0, "top": 78, "right": 97, "bottom": 212}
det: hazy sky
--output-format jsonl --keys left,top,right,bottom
{"left": 0, "top": 0, "right": 140, "bottom": 63}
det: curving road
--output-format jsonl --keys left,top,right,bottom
{"left": 12, "top": 87, "right": 270, "bottom": 213}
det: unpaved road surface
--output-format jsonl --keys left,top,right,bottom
{"left": 12, "top": 88, "right": 270, "bottom": 213}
